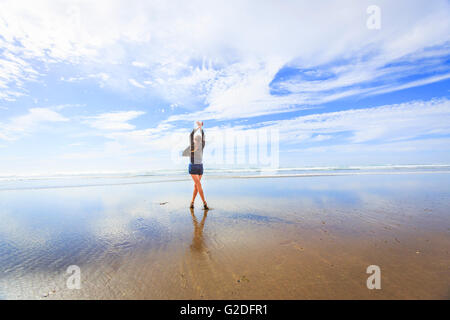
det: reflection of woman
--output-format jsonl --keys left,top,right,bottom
{"left": 190, "top": 207, "right": 208, "bottom": 252}
{"left": 189, "top": 121, "right": 209, "bottom": 209}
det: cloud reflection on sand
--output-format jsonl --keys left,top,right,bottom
{"left": 0, "top": 173, "right": 449, "bottom": 299}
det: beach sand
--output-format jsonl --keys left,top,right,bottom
{"left": 0, "top": 173, "right": 449, "bottom": 299}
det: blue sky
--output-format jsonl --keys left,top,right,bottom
{"left": 1, "top": 0, "right": 450, "bottom": 174}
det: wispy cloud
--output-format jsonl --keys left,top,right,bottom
{"left": 1, "top": 0, "right": 449, "bottom": 118}
{"left": 0, "top": 1, "right": 449, "bottom": 173}
{"left": 131, "top": 61, "right": 148, "bottom": 68}
{"left": 0, "top": 49, "right": 39, "bottom": 101}
{"left": 91, "top": 98, "right": 450, "bottom": 166}
{"left": 82, "top": 111, "right": 145, "bottom": 131}
{"left": 53, "top": 103, "right": 86, "bottom": 111}
{"left": 0, "top": 108, "right": 68, "bottom": 141}
{"left": 261, "top": 98, "right": 450, "bottom": 145}
{"left": 128, "top": 78, "right": 145, "bottom": 89}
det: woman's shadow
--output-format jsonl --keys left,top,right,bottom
{"left": 189, "top": 207, "right": 209, "bottom": 253}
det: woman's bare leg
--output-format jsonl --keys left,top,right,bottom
{"left": 191, "top": 184, "right": 198, "bottom": 204}
{"left": 191, "top": 175, "right": 202, "bottom": 204}
{"left": 191, "top": 174, "right": 206, "bottom": 205}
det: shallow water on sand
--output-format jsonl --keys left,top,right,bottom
{"left": 0, "top": 174, "right": 449, "bottom": 299}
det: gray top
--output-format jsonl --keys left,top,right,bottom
{"left": 193, "top": 134, "right": 203, "bottom": 164}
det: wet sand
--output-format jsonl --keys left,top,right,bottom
{"left": 0, "top": 173, "right": 449, "bottom": 299}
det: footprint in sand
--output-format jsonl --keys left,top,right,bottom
{"left": 279, "top": 240, "right": 304, "bottom": 252}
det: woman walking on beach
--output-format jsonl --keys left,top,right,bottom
{"left": 188, "top": 121, "right": 209, "bottom": 209}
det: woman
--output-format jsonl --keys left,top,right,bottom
{"left": 189, "top": 121, "right": 209, "bottom": 209}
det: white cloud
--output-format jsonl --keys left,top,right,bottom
{"left": 93, "top": 99, "right": 450, "bottom": 166}
{"left": 131, "top": 61, "right": 148, "bottom": 68}
{"left": 60, "top": 73, "right": 110, "bottom": 85}
{"left": 83, "top": 111, "right": 145, "bottom": 131}
{"left": 0, "top": 1, "right": 449, "bottom": 173}
{"left": 0, "top": 0, "right": 449, "bottom": 120}
{"left": 68, "top": 142, "right": 84, "bottom": 147}
{"left": 366, "top": 73, "right": 450, "bottom": 97}
{"left": 261, "top": 98, "right": 450, "bottom": 145}
{"left": 128, "top": 78, "right": 145, "bottom": 89}
{"left": 311, "top": 135, "right": 333, "bottom": 142}
{"left": 0, "top": 50, "right": 39, "bottom": 101}
{"left": 296, "top": 137, "right": 450, "bottom": 154}
{"left": 0, "top": 108, "right": 69, "bottom": 141}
